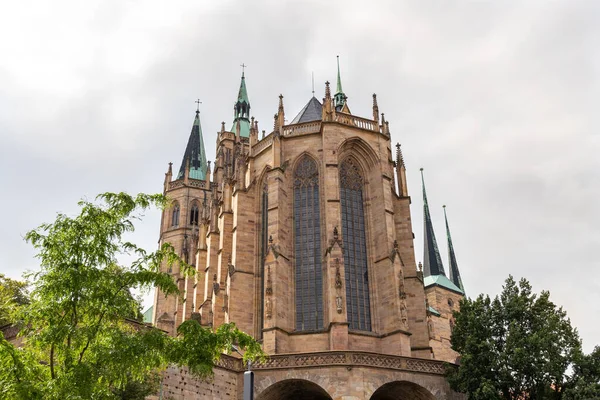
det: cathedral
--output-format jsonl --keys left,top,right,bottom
{"left": 150, "top": 60, "right": 467, "bottom": 400}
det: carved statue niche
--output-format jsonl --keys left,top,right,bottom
{"left": 212, "top": 273, "right": 220, "bottom": 295}
{"left": 400, "top": 301, "right": 409, "bottom": 329}
{"left": 336, "top": 296, "right": 343, "bottom": 314}
{"left": 265, "top": 266, "right": 273, "bottom": 295}
{"left": 335, "top": 258, "right": 343, "bottom": 289}
{"left": 265, "top": 297, "right": 272, "bottom": 319}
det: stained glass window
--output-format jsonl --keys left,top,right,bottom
{"left": 294, "top": 157, "right": 323, "bottom": 331}
{"left": 258, "top": 182, "right": 268, "bottom": 338}
{"left": 339, "top": 159, "right": 371, "bottom": 331}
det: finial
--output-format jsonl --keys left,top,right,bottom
{"left": 394, "top": 239, "right": 398, "bottom": 249}
{"left": 418, "top": 262, "right": 423, "bottom": 272}
{"left": 372, "top": 93, "right": 378, "bottom": 107}
{"left": 278, "top": 94, "right": 284, "bottom": 110}
{"left": 333, "top": 226, "right": 339, "bottom": 240}
{"left": 195, "top": 99, "right": 202, "bottom": 112}
{"left": 240, "top": 63, "right": 247, "bottom": 77}
{"left": 443, "top": 204, "right": 446, "bottom": 209}
{"left": 221, "top": 121, "right": 225, "bottom": 133}
{"left": 420, "top": 167, "right": 424, "bottom": 172}
{"left": 167, "top": 162, "right": 173, "bottom": 174}
{"left": 311, "top": 72, "right": 315, "bottom": 96}
{"left": 268, "top": 235, "right": 273, "bottom": 245}
{"left": 325, "top": 81, "right": 331, "bottom": 98}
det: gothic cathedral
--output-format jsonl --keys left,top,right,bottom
{"left": 151, "top": 61, "right": 466, "bottom": 400}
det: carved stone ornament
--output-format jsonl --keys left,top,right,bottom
{"left": 212, "top": 273, "right": 220, "bottom": 295}
{"left": 400, "top": 301, "right": 409, "bottom": 329}
{"left": 265, "top": 297, "right": 272, "bottom": 319}
{"left": 335, "top": 258, "right": 343, "bottom": 289}
{"left": 398, "top": 272, "right": 406, "bottom": 299}
{"left": 265, "top": 266, "right": 273, "bottom": 295}
{"left": 336, "top": 296, "right": 343, "bottom": 314}
{"left": 227, "top": 256, "right": 236, "bottom": 277}
{"left": 327, "top": 226, "right": 343, "bottom": 253}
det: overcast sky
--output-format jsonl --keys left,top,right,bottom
{"left": 1, "top": 0, "right": 598, "bottom": 352}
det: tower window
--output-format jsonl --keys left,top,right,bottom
{"left": 190, "top": 203, "right": 199, "bottom": 225}
{"left": 171, "top": 203, "right": 180, "bottom": 227}
{"left": 339, "top": 158, "right": 371, "bottom": 331}
{"left": 294, "top": 156, "right": 323, "bottom": 331}
{"left": 448, "top": 298, "right": 454, "bottom": 309}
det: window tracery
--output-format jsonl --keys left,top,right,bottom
{"left": 294, "top": 156, "right": 323, "bottom": 331}
{"left": 339, "top": 158, "right": 371, "bottom": 331}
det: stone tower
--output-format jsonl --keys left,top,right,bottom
{"left": 420, "top": 169, "right": 465, "bottom": 364}
{"left": 152, "top": 63, "right": 466, "bottom": 400}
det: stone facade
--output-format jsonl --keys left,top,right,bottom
{"left": 152, "top": 72, "right": 465, "bottom": 399}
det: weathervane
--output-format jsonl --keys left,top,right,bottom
{"left": 195, "top": 99, "right": 202, "bottom": 112}
{"left": 240, "top": 63, "right": 247, "bottom": 76}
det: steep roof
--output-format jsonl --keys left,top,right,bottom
{"left": 231, "top": 73, "right": 251, "bottom": 137}
{"left": 177, "top": 111, "right": 207, "bottom": 180}
{"left": 424, "top": 275, "right": 464, "bottom": 295}
{"left": 421, "top": 169, "right": 446, "bottom": 277}
{"left": 290, "top": 97, "right": 322, "bottom": 124}
{"left": 444, "top": 205, "right": 465, "bottom": 293}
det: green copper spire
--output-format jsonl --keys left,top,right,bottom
{"left": 443, "top": 205, "right": 464, "bottom": 293}
{"left": 231, "top": 69, "right": 251, "bottom": 137}
{"left": 421, "top": 168, "right": 446, "bottom": 278}
{"left": 177, "top": 109, "right": 207, "bottom": 180}
{"left": 334, "top": 55, "right": 347, "bottom": 111}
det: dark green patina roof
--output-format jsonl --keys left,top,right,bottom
{"left": 421, "top": 169, "right": 446, "bottom": 278}
{"left": 444, "top": 205, "right": 465, "bottom": 293}
{"left": 177, "top": 110, "right": 207, "bottom": 180}
{"left": 334, "top": 56, "right": 346, "bottom": 111}
{"left": 231, "top": 73, "right": 251, "bottom": 137}
{"left": 142, "top": 305, "right": 153, "bottom": 324}
{"left": 291, "top": 97, "right": 322, "bottom": 124}
{"left": 424, "top": 275, "right": 464, "bottom": 295}
{"left": 428, "top": 305, "right": 441, "bottom": 317}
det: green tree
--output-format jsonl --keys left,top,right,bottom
{"left": 564, "top": 346, "right": 600, "bottom": 400}
{"left": 0, "top": 192, "right": 264, "bottom": 400}
{"left": 0, "top": 274, "right": 29, "bottom": 326}
{"left": 448, "top": 276, "right": 581, "bottom": 400}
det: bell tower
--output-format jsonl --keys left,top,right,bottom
{"left": 152, "top": 107, "right": 210, "bottom": 335}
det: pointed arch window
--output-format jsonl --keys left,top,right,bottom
{"left": 171, "top": 203, "right": 180, "bottom": 227}
{"left": 258, "top": 181, "right": 268, "bottom": 338}
{"left": 339, "top": 159, "right": 371, "bottom": 331}
{"left": 294, "top": 156, "right": 323, "bottom": 331}
{"left": 190, "top": 203, "right": 199, "bottom": 225}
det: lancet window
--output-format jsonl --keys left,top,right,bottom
{"left": 294, "top": 156, "right": 323, "bottom": 331}
{"left": 171, "top": 203, "right": 180, "bottom": 227}
{"left": 339, "top": 159, "right": 371, "bottom": 331}
{"left": 189, "top": 203, "right": 199, "bottom": 225}
{"left": 258, "top": 181, "right": 269, "bottom": 338}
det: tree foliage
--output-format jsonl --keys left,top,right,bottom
{"left": 448, "top": 276, "right": 582, "bottom": 400}
{"left": 0, "top": 192, "right": 264, "bottom": 399}
{"left": 564, "top": 346, "right": 600, "bottom": 400}
{"left": 0, "top": 274, "right": 29, "bottom": 326}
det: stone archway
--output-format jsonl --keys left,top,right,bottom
{"left": 256, "top": 378, "right": 332, "bottom": 400}
{"left": 370, "top": 381, "right": 436, "bottom": 400}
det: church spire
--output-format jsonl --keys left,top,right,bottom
{"left": 420, "top": 168, "right": 446, "bottom": 277}
{"left": 231, "top": 67, "right": 251, "bottom": 137}
{"left": 443, "top": 205, "right": 464, "bottom": 292}
{"left": 177, "top": 107, "right": 207, "bottom": 180}
{"left": 334, "top": 56, "right": 347, "bottom": 111}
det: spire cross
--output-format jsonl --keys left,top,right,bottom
{"left": 195, "top": 99, "right": 202, "bottom": 112}
{"left": 240, "top": 63, "right": 247, "bottom": 76}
